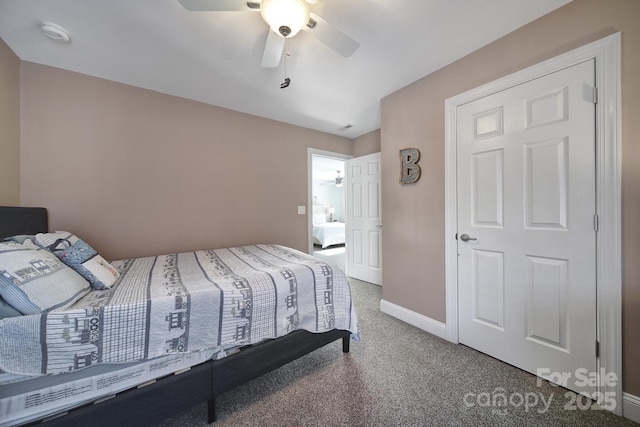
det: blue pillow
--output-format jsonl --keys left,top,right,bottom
{"left": 52, "top": 239, "right": 120, "bottom": 290}
{"left": 0, "top": 294, "right": 21, "bottom": 319}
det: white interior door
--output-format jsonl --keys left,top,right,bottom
{"left": 346, "top": 152, "right": 382, "bottom": 285}
{"left": 457, "top": 60, "right": 597, "bottom": 395}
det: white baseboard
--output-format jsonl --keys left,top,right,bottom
{"left": 624, "top": 392, "right": 640, "bottom": 423}
{"left": 380, "top": 299, "right": 448, "bottom": 340}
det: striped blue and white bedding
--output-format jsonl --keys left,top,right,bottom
{"left": 0, "top": 244, "right": 358, "bottom": 376}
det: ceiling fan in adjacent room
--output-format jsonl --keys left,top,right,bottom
{"left": 178, "top": 0, "right": 360, "bottom": 67}
{"left": 320, "top": 170, "right": 344, "bottom": 187}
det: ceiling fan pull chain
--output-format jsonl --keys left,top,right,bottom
{"left": 281, "top": 39, "right": 291, "bottom": 88}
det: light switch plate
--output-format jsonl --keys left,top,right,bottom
{"left": 297, "top": 206, "right": 306, "bottom": 215}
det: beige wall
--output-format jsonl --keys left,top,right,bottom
{"left": 353, "top": 128, "right": 381, "bottom": 157}
{"left": 19, "top": 63, "right": 353, "bottom": 260}
{"left": 0, "top": 38, "right": 20, "bottom": 205}
{"left": 380, "top": 0, "right": 640, "bottom": 395}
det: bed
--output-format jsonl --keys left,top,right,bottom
{"left": 0, "top": 206, "right": 357, "bottom": 426}
{"left": 312, "top": 204, "right": 346, "bottom": 248}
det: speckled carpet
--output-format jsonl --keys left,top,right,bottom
{"left": 154, "top": 276, "right": 634, "bottom": 426}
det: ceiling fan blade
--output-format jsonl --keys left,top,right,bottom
{"left": 304, "top": 12, "right": 359, "bottom": 57}
{"left": 177, "top": 0, "right": 258, "bottom": 12}
{"left": 261, "top": 30, "right": 285, "bottom": 68}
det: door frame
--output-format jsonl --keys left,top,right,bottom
{"left": 307, "top": 148, "right": 353, "bottom": 256}
{"left": 444, "top": 33, "right": 621, "bottom": 413}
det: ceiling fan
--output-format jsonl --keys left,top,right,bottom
{"left": 320, "top": 170, "right": 343, "bottom": 187}
{"left": 178, "top": 0, "right": 360, "bottom": 68}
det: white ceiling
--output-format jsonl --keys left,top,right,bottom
{"left": 0, "top": 0, "right": 571, "bottom": 139}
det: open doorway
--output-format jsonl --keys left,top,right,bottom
{"left": 308, "top": 150, "right": 352, "bottom": 272}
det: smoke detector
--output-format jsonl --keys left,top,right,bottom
{"left": 41, "top": 22, "right": 70, "bottom": 43}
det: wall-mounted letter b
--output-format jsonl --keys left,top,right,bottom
{"left": 400, "top": 148, "right": 421, "bottom": 185}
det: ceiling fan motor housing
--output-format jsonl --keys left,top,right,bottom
{"left": 279, "top": 26, "right": 292, "bottom": 37}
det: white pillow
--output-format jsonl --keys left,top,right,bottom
{"left": 34, "top": 231, "right": 80, "bottom": 248}
{"left": 0, "top": 241, "right": 91, "bottom": 314}
{"left": 313, "top": 213, "right": 326, "bottom": 225}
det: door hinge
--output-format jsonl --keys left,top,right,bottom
{"left": 594, "top": 214, "right": 599, "bottom": 232}
{"left": 595, "top": 341, "right": 600, "bottom": 358}
{"left": 455, "top": 233, "right": 458, "bottom": 240}
{"left": 593, "top": 87, "right": 598, "bottom": 104}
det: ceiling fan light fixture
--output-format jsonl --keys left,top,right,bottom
{"left": 260, "top": 0, "right": 310, "bottom": 38}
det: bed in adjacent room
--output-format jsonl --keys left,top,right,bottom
{"left": 0, "top": 206, "right": 358, "bottom": 426}
{"left": 312, "top": 204, "right": 346, "bottom": 248}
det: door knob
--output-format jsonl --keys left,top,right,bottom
{"left": 460, "top": 233, "right": 477, "bottom": 242}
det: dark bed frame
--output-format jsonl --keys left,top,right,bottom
{"left": 0, "top": 206, "right": 351, "bottom": 426}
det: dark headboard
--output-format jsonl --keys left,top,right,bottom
{"left": 0, "top": 206, "right": 49, "bottom": 240}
